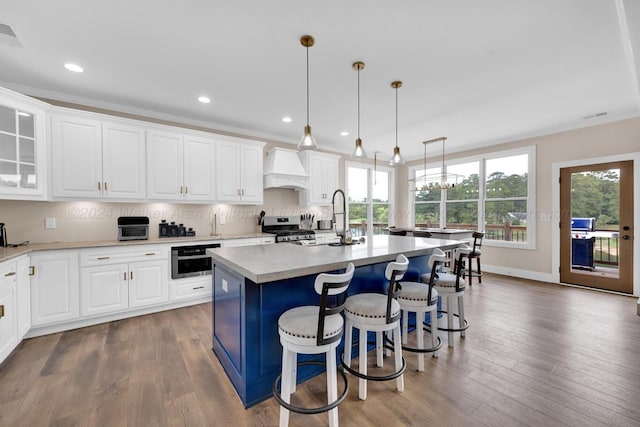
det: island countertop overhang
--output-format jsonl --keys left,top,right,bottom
{"left": 207, "top": 235, "right": 464, "bottom": 284}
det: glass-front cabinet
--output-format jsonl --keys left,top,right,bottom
{"left": 0, "top": 87, "right": 49, "bottom": 199}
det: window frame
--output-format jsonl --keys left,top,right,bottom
{"left": 345, "top": 160, "right": 395, "bottom": 237}
{"left": 409, "top": 145, "right": 536, "bottom": 250}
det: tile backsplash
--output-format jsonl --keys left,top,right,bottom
{"left": 0, "top": 189, "right": 332, "bottom": 244}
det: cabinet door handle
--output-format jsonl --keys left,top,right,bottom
{"left": 185, "top": 186, "right": 188, "bottom": 194}
{"left": 4, "top": 271, "right": 16, "bottom": 277}
{"left": 130, "top": 271, "right": 133, "bottom": 280}
{"left": 193, "top": 286, "right": 204, "bottom": 290}
{"left": 241, "top": 189, "right": 245, "bottom": 196}
{"left": 98, "top": 182, "right": 101, "bottom": 191}
{"left": 97, "top": 256, "right": 110, "bottom": 260}
{"left": 180, "top": 186, "right": 184, "bottom": 194}
{"left": 124, "top": 272, "right": 127, "bottom": 281}
{"left": 0, "top": 305, "right": 4, "bottom": 319}
{"left": 145, "top": 252, "right": 155, "bottom": 256}
{"left": 29, "top": 266, "right": 35, "bottom": 276}
{"left": 104, "top": 182, "right": 108, "bottom": 191}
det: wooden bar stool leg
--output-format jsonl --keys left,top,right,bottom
{"left": 467, "top": 256, "right": 473, "bottom": 286}
{"left": 477, "top": 257, "right": 482, "bottom": 283}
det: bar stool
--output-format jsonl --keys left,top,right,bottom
{"left": 397, "top": 250, "right": 445, "bottom": 371}
{"left": 459, "top": 231, "right": 484, "bottom": 285}
{"left": 421, "top": 249, "right": 468, "bottom": 347}
{"left": 273, "top": 263, "right": 355, "bottom": 427}
{"left": 342, "top": 254, "right": 409, "bottom": 400}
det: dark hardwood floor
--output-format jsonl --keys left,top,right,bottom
{"left": 1, "top": 274, "right": 639, "bottom": 426}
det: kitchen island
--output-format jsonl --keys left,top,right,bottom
{"left": 208, "top": 235, "right": 464, "bottom": 407}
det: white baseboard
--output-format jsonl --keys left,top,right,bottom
{"left": 25, "top": 295, "right": 211, "bottom": 339}
{"left": 482, "top": 264, "right": 556, "bottom": 284}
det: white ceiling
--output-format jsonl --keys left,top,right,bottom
{"left": 1, "top": 0, "right": 639, "bottom": 160}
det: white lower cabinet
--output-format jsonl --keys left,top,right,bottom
{"left": 30, "top": 250, "right": 80, "bottom": 327}
{"left": 80, "top": 246, "right": 169, "bottom": 317}
{"left": 0, "top": 260, "right": 18, "bottom": 363}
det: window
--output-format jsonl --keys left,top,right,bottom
{"left": 346, "top": 162, "right": 394, "bottom": 237}
{"left": 410, "top": 146, "right": 536, "bottom": 249}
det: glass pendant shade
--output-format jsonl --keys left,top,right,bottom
{"left": 352, "top": 138, "right": 367, "bottom": 158}
{"left": 298, "top": 125, "right": 318, "bottom": 150}
{"left": 389, "top": 146, "right": 404, "bottom": 165}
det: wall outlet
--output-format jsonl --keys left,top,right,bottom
{"left": 45, "top": 217, "right": 56, "bottom": 229}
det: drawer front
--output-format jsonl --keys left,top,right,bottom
{"left": 172, "top": 278, "right": 212, "bottom": 300}
{"left": 81, "top": 246, "right": 168, "bottom": 266}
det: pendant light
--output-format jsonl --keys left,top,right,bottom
{"left": 297, "top": 35, "right": 319, "bottom": 150}
{"left": 351, "top": 61, "right": 367, "bottom": 158}
{"left": 389, "top": 81, "right": 404, "bottom": 165}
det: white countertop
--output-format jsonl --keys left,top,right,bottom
{"left": 208, "top": 235, "right": 464, "bottom": 284}
{"left": 0, "top": 232, "right": 274, "bottom": 263}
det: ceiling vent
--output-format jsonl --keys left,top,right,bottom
{"left": 0, "top": 22, "right": 22, "bottom": 48}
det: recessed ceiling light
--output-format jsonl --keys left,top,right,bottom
{"left": 282, "top": 116, "right": 292, "bottom": 123}
{"left": 64, "top": 63, "right": 83, "bottom": 73}
{"left": 198, "top": 96, "right": 211, "bottom": 104}
{"left": 340, "top": 131, "right": 349, "bottom": 136}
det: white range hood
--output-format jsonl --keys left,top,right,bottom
{"left": 263, "top": 147, "right": 309, "bottom": 190}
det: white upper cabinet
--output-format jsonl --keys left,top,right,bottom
{"left": 51, "top": 111, "right": 146, "bottom": 200}
{"left": 0, "top": 87, "right": 49, "bottom": 200}
{"left": 147, "top": 130, "right": 216, "bottom": 202}
{"left": 298, "top": 151, "right": 340, "bottom": 206}
{"left": 216, "top": 139, "right": 264, "bottom": 204}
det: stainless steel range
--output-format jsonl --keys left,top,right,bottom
{"left": 261, "top": 216, "right": 316, "bottom": 243}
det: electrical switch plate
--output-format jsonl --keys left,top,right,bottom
{"left": 45, "top": 217, "right": 56, "bottom": 229}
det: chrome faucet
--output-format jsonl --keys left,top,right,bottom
{"left": 331, "top": 189, "right": 347, "bottom": 245}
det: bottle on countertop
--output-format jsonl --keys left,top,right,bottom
{"left": 159, "top": 219, "right": 169, "bottom": 238}
{"left": 178, "top": 223, "right": 186, "bottom": 237}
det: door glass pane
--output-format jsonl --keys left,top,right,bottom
{"left": 0, "top": 161, "right": 18, "bottom": 187}
{"left": 20, "top": 163, "right": 36, "bottom": 188}
{"left": 0, "top": 133, "right": 16, "bottom": 161}
{"left": 446, "top": 201, "right": 478, "bottom": 228}
{"left": 446, "top": 162, "right": 479, "bottom": 200}
{"left": 0, "top": 105, "right": 15, "bottom": 134}
{"left": 18, "top": 112, "right": 34, "bottom": 138}
{"left": 415, "top": 203, "right": 439, "bottom": 227}
{"left": 485, "top": 200, "right": 528, "bottom": 242}
{"left": 19, "top": 138, "right": 35, "bottom": 163}
{"left": 486, "top": 154, "right": 528, "bottom": 198}
{"left": 373, "top": 203, "right": 389, "bottom": 234}
{"left": 571, "top": 169, "right": 619, "bottom": 277}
